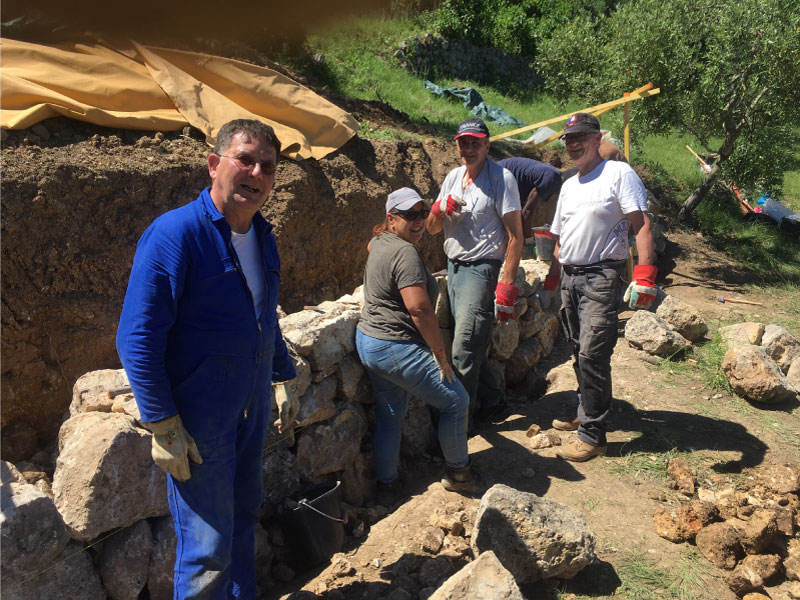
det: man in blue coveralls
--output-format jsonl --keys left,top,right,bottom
{"left": 117, "top": 119, "right": 299, "bottom": 599}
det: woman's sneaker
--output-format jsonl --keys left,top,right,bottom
{"left": 441, "top": 463, "right": 485, "bottom": 496}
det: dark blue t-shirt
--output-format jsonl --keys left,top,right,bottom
{"left": 498, "top": 157, "right": 562, "bottom": 204}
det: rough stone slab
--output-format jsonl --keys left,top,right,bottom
{"left": 111, "top": 394, "right": 141, "bottom": 420}
{"left": 280, "top": 305, "right": 360, "bottom": 371}
{"left": 653, "top": 500, "right": 717, "bottom": 543}
{"left": 70, "top": 368, "right": 129, "bottom": 416}
{"left": 519, "top": 310, "right": 547, "bottom": 340}
{"left": 53, "top": 412, "right": 169, "bottom": 541}
{"left": 722, "top": 345, "right": 798, "bottom": 404}
{"left": 402, "top": 398, "right": 438, "bottom": 457}
{"left": 262, "top": 446, "right": 301, "bottom": 511}
{"left": 725, "top": 554, "right": 782, "bottom": 595}
{"left": 788, "top": 358, "right": 800, "bottom": 393}
{"left": 98, "top": 519, "right": 153, "bottom": 600}
{"left": 336, "top": 353, "right": 366, "bottom": 402}
{"left": 504, "top": 337, "right": 543, "bottom": 387}
{"left": 489, "top": 319, "right": 520, "bottom": 361}
{"left": 763, "top": 324, "right": 800, "bottom": 374}
{"left": 472, "top": 484, "right": 595, "bottom": 583}
{"left": 434, "top": 274, "right": 450, "bottom": 329}
{"left": 2, "top": 540, "right": 106, "bottom": 600}
{"left": 655, "top": 294, "right": 708, "bottom": 341}
{"left": 1, "top": 480, "right": 71, "bottom": 576}
{"left": 296, "top": 375, "right": 337, "bottom": 428}
{"left": 290, "top": 351, "right": 312, "bottom": 398}
{"left": 624, "top": 310, "right": 690, "bottom": 356}
{"left": 733, "top": 508, "right": 779, "bottom": 554}
{"left": 512, "top": 265, "right": 534, "bottom": 298}
{"left": 695, "top": 522, "right": 743, "bottom": 569}
{"left": 719, "top": 323, "right": 766, "bottom": 350}
{"left": 517, "top": 259, "right": 550, "bottom": 291}
{"left": 535, "top": 314, "right": 560, "bottom": 358}
{"left": 429, "top": 550, "right": 524, "bottom": 600}
{"left": 759, "top": 464, "right": 800, "bottom": 494}
{"left": 295, "top": 403, "right": 367, "bottom": 481}
{"left": 1, "top": 459, "right": 25, "bottom": 484}
{"left": 147, "top": 516, "right": 176, "bottom": 600}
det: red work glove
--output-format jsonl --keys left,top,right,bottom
{"left": 494, "top": 282, "right": 519, "bottom": 322}
{"left": 431, "top": 194, "right": 465, "bottom": 218}
{"left": 623, "top": 264, "right": 659, "bottom": 310}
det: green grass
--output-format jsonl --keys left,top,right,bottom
{"left": 613, "top": 549, "right": 714, "bottom": 600}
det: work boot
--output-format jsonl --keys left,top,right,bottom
{"left": 376, "top": 478, "right": 404, "bottom": 508}
{"left": 552, "top": 416, "right": 579, "bottom": 431}
{"left": 441, "top": 463, "right": 485, "bottom": 496}
{"left": 555, "top": 439, "right": 606, "bottom": 462}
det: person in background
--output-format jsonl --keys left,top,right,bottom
{"left": 544, "top": 113, "right": 657, "bottom": 462}
{"left": 356, "top": 188, "right": 483, "bottom": 505}
{"left": 497, "top": 157, "right": 562, "bottom": 240}
{"left": 117, "top": 119, "right": 298, "bottom": 599}
{"left": 427, "top": 118, "right": 524, "bottom": 423}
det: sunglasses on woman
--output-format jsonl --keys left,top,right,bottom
{"left": 391, "top": 208, "right": 430, "bottom": 221}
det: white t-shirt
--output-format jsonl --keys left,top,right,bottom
{"left": 551, "top": 160, "right": 647, "bottom": 265}
{"left": 437, "top": 159, "right": 521, "bottom": 262}
{"left": 231, "top": 225, "right": 266, "bottom": 317}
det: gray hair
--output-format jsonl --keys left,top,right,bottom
{"left": 213, "top": 119, "right": 281, "bottom": 157}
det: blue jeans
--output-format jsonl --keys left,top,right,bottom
{"left": 447, "top": 259, "right": 502, "bottom": 412}
{"left": 355, "top": 330, "right": 470, "bottom": 483}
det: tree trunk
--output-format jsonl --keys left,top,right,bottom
{"left": 678, "top": 164, "right": 720, "bottom": 221}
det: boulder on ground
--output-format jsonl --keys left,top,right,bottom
{"left": 653, "top": 500, "right": 717, "bottom": 543}
{"left": 719, "top": 323, "right": 766, "bottom": 350}
{"left": 2, "top": 540, "right": 106, "bottom": 600}
{"left": 725, "top": 554, "right": 782, "bottom": 595}
{"left": 695, "top": 522, "right": 743, "bottom": 569}
{"left": 428, "top": 550, "right": 524, "bottom": 600}
{"left": 624, "top": 311, "right": 691, "bottom": 356}
{"left": 98, "top": 519, "right": 153, "bottom": 600}
{"left": 1, "top": 479, "right": 71, "bottom": 577}
{"left": 667, "top": 457, "right": 696, "bottom": 496}
{"left": 722, "top": 345, "right": 798, "bottom": 404}
{"left": 655, "top": 295, "right": 708, "bottom": 341}
{"left": 472, "top": 484, "right": 595, "bottom": 583}
{"left": 762, "top": 324, "right": 800, "bottom": 374}
{"left": 787, "top": 358, "right": 800, "bottom": 393}
{"left": 53, "top": 412, "right": 168, "bottom": 541}
{"left": 70, "top": 369, "right": 130, "bottom": 416}
{"left": 734, "top": 508, "right": 779, "bottom": 554}
{"left": 759, "top": 464, "right": 800, "bottom": 495}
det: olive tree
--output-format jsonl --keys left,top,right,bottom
{"left": 539, "top": 0, "right": 800, "bottom": 220}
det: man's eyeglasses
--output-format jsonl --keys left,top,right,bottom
{"left": 220, "top": 154, "right": 277, "bottom": 175}
{"left": 391, "top": 208, "right": 430, "bottom": 221}
{"left": 562, "top": 133, "right": 594, "bottom": 144}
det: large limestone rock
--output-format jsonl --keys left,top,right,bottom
{"left": 695, "top": 522, "right": 743, "bottom": 569}
{"left": 336, "top": 353, "right": 366, "bottom": 402}
{"left": 787, "top": 358, "right": 800, "bottom": 393}
{"left": 762, "top": 325, "right": 800, "bottom": 374}
{"left": 504, "top": 337, "right": 543, "bottom": 387}
{"left": 53, "top": 412, "right": 169, "bottom": 541}
{"left": 489, "top": 319, "right": 520, "bottom": 361}
{"left": 624, "top": 311, "right": 691, "bottom": 356}
{"left": 535, "top": 314, "right": 560, "bottom": 357}
{"left": 296, "top": 375, "right": 337, "bottom": 428}
{"left": 719, "top": 323, "right": 766, "bottom": 350}
{"left": 295, "top": 403, "right": 368, "bottom": 481}
{"left": 519, "top": 308, "right": 547, "bottom": 340}
{"left": 428, "top": 550, "right": 524, "bottom": 600}
{"left": 512, "top": 264, "right": 535, "bottom": 298}
{"left": 98, "top": 519, "right": 153, "bottom": 600}
{"left": 472, "top": 484, "right": 595, "bottom": 583}
{"left": 148, "top": 516, "right": 176, "bottom": 600}
{"left": 2, "top": 540, "right": 106, "bottom": 600}
{"left": 70, "top": 368, "right": 130, "bottom": 416}
{"left": 655, "top": 295, "right": 708, "bottom": 341}
{"left": 280, "top": 303, "right": 360, "bottom": 371}
{"left": 517, "top": 259, "right": 550, "bottom": 291}
{"left": 1, "top": 478, "right": 71, "bottom": 577}
{"left": 402, "top": 398, "right": 438, "bottom": 457}
{"left": 290, "top": 351, "right": 312, "bottom": 398}
{"left": 722, "top": 345, "right": 798, "bottom": 404}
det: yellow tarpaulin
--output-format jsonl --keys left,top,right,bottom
{"left": 0, "top": 38, "right": 359, "bottom": 160}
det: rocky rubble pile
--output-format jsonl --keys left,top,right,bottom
{"left": 653, "top": 459, "right": 800, "bottom": 599}
{"left": 624, "top": 293, "right": 707, "bottom": 356}
{"left": 0, "top": 260, "right": 560, "bottom": 599}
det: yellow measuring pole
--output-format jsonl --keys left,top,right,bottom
{"left": 527, "top": 83, "right": 655, "bottom": 149}
{"left": 489, "top": 87, "right": 660, "bottom": 142}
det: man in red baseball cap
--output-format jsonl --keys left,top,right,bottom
{"left": 545, "top": 113, "right": 657, "bottom": 461}
{"left": 427, "top": 117, "right": 524, "bottom": 424}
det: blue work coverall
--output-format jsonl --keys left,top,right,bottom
{"left": 116, "top": 188, "right": 296, "bottom": 599}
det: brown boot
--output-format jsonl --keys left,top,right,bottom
{"left": 555, "top": 439, "right": 606, "bottom": 462}
{"left": 552, "top": 416, "right": 579, "bottom": 431}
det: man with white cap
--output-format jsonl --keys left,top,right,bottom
{"left": 427, "top": 117, "right": 523, "bottom": 422}
{"left": 546, "top": 112, "right": 657, "bottom": 462}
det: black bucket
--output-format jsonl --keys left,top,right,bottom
{"left": 277, "top": 480, "right": 345, "bottom": 567}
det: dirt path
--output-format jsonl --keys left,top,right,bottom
{"left": 272, "top": 228, "right": 799, "bottom": 600}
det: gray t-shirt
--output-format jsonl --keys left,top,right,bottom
{"left": 357, "top": 232, "right": 438, "bottom": 344}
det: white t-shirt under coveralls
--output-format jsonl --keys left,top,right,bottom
{"left": 550, "top": 160, "right": 647, "bottom": 266}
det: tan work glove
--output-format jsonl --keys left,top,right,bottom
{"left": 273, "top": 380, "right": 300, "bottom": 433}
{"left": 145, "top": 414, "right": 203, "bottom": 481}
